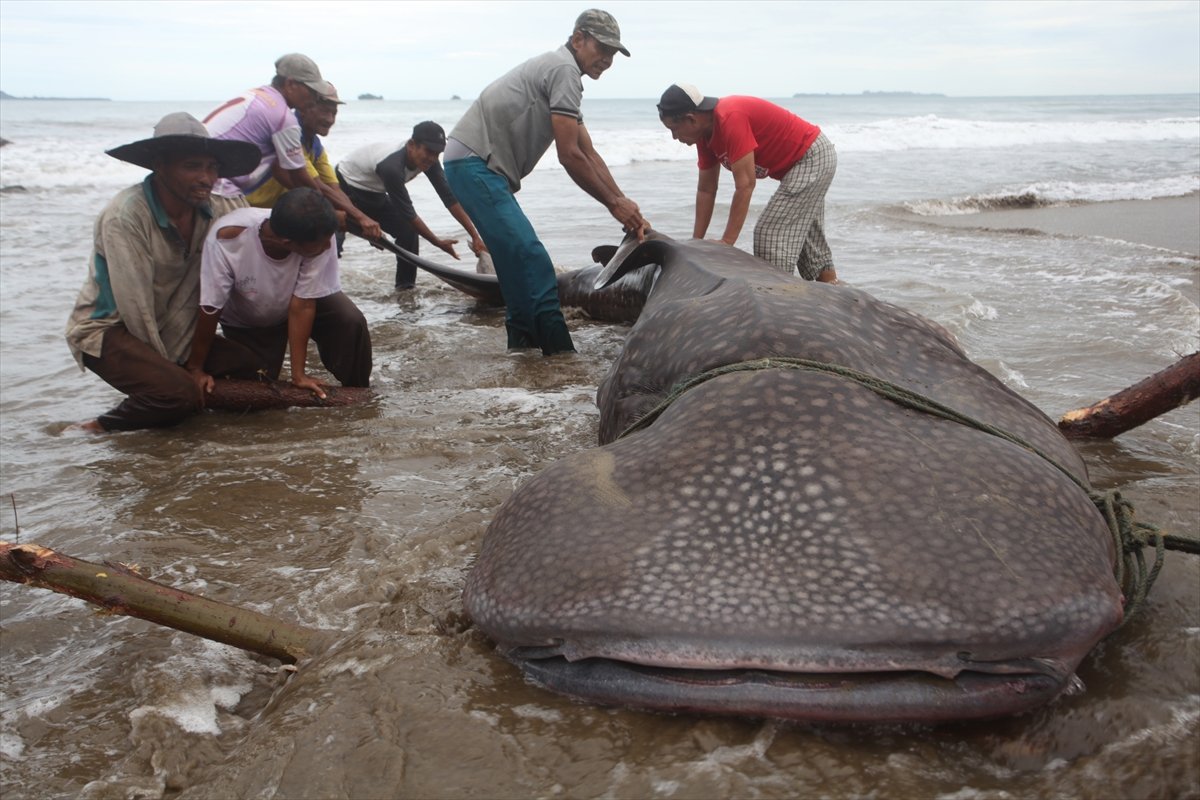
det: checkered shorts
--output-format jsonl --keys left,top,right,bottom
{"left": 753, "top": 133, "right": 837, "bottom": 279}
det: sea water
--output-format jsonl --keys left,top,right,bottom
{"left": 0, "top": 94, "right": 1197, "bottom": 798}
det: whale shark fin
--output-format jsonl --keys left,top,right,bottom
{"left": 593, "top": 230, "right": 671, "bottom": 290}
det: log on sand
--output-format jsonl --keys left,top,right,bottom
{"left": 1059, "top": 352, "right": 1200, "bottom": 439}
{"left": 206, "top": 378, "right": 373, "bottom": 412}
{"left": 0, "top": 541, "right": 331, "bottom": 664}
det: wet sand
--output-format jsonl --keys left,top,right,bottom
{"left": 920, "top": 194, "right": 1200, "bottom": 255}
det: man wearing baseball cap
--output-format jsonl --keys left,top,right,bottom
{"left": 658, "top": 83, "right": 839, "bottom": 283}
{"left": 203, "top": 54, "right": 382, "bottom": 240}
{"left": 246, "top": 81, "right": 376, "bottom": 262}
{"left": 444, "top": 9, "right": 648, "bottom": 356}
{"left": 65, "top": 113, "right": 267, "bottom": 432}
{"left": 336, "top": 121, "right": 487, "bottom": 290}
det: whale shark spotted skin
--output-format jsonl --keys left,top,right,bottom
{"left": 464, "top": 234, "right": 1122, "bottom": 723}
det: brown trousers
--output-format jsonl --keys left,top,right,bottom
{"left": 83, "top": 325, "right": 264, "bottom": 431}
{"left": 218, "top": 292, "right": 373, "bottom": 389}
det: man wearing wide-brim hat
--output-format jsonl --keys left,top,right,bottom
{"left": 65, "top": 112, "right": 268, "bottom": 432}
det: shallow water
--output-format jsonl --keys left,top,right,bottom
{"left": 2, "top": 97, "right": 1199, "bottom": 798}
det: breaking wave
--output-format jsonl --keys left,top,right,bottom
{"left": 825, "top": 115, "right": 1200, "bottom": 153}
{"left": 904, "top": 175, "right": 1200, "bottom": 215}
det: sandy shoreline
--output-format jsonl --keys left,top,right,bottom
{"left": 912, "top": 194, "right": 1200, "bottom": 255}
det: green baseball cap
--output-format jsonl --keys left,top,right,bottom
{"left": 574, "top": 9, "right": 630, "bottom": 56}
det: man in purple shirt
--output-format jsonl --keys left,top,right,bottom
{"left": 204, "top": 53, "right": 381, "bottom": 239}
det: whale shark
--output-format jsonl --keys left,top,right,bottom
{"left": 463, "top": 233, "right": 1125, "bottom": 723}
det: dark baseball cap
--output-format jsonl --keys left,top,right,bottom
{"left": 657, "top": 83, "right": 718, "bottom": 116}
{"left": 411, "top": 121, "right": 446, "bottom": 153}
{"left": 575, "top": 9, "right": 629, "bottom": 57}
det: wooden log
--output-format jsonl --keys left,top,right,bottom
{"left": 0, "top": 541, "right": 331, "bottom": 664}
{"left": 1058, "top": 352, "right": 1200, "bottom": 439}
{"left": 206, "top": 378, "right": 373, "bottom": 412}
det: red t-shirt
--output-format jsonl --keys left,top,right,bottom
{"left": 696, "top": 96, "right": 821, "bottom": 180}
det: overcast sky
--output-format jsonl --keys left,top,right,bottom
{"left": 1, "top": 0, "right": 1197, "bottom": 101}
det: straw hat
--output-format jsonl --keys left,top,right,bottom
{"left": 105, "top": 112, "right": 260, "bottom": 178}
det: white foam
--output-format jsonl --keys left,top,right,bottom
{"left": 128, "top": 681, "right": 250, "bottom": 736}
{"left": 965, "top": 299, "right": 999, "bottom": 321}
{"left": 0, "top": 732, "right": 26, "bottom": 759}
{"left": 319, "top": 655, "right": 395, "bottom": 678}
{"left": 511, "top": 703, "right": 564, "bottom": 722}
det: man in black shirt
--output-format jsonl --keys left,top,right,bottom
{"left": 336, "top": 121, "right": 486, "bottom": 289}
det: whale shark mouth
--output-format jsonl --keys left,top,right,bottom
{"left": 506, "top": 653, "right": 1071, "bottom": 724}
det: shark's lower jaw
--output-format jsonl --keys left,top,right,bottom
{"left": 510, "top": 655, "right": 1070, "bottom": 724}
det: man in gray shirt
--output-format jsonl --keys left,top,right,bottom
{"left": 444, "top": 8, "right": 647, "bottom": 355}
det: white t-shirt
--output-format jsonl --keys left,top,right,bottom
{"left": 200, "top": 207, "right": 340, "bottom": 329}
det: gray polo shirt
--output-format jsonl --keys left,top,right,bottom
{"left": 449, "top": 44, "right": 584, "bottom": 193}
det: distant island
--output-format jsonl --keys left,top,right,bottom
{"left": 358, "top": 93, "right": 383, "bottom": 101}
{"left": 451, "top": 94, "right": 462, "bottom": 101}
{"left": 793, "top": 90, "right": 945, "bottom": 98}
{"left": 0, "top": 89, "right": 110, "bottom": 101}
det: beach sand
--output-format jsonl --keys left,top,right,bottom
{"left": 916, "top": 194, "right": 1200, "bottom": 255}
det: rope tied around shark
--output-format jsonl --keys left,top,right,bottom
{"left": 617, "top": 356, "right": 1200, "bottom": 623}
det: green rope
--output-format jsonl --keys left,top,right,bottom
{"left": 619, "top": 357, "right": 1198, "bottom": 623}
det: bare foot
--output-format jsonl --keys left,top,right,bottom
{"left": 64, "top": 419, "right": 105, "bottom": 434}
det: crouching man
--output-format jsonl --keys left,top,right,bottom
{"left": 186, "top": 188, "right": 372, "bottom": 399}
{"left": 66, "top": 112, "right": 265, "bottom": 432}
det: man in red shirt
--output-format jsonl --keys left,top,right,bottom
{"left": 657, "top": 83, "right": 838, "bottom": 282}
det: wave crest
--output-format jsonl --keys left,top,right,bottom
{"left": 906, "top": 176, "right": 1200, "bottom": 215}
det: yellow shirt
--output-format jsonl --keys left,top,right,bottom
{"left": 246, "top": 137, "right": 337, "bottom": 208}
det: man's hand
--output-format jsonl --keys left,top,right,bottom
{"left": 355, "top": 214, "right": 382, "bottom": 240}
{"left": 467, "top": 236, "right": 487, "bottom": 257}
{"left": 187, "top": 366, "right": 214, "bottom": 407}
{"left": 608, "top": 197, "right": 648, "bottom": 242}
{"left": 433, "top": 236, "right": 461, "bottom": 260}
{"left": 291, "top": 374, "right": 327, "bottom": 400}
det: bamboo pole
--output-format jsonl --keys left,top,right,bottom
{"left": 0, "top": 541, "right": 330, "bottom": 663}
{"left": 1058, "top": 352, "right": 1200, "bottom": 439}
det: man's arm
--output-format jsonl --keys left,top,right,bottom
{"left": 428, "top": 165, "right": 487, "bottom": 255}
{"left": 269, "top": 161, "right": 382, "bottom": 239}
{"left": 575, "top": 123, "right": 624, "bottom": 201}
{"left": 409, "top": 214, "right": 460, "bottom": 259}
{"left": 719, "top": 152, "right": 757, "bottom": 245}
{"left": 447, "top": 202, "right": 486, "bottom": 256}
{"left": 551, "top": 114, "right": 647, "bottom": 238}
{"left": 183, "top": 308, "right": 221, "bottom": 404}
{"left": 286, "top": 295, "right": 325, "bottom": 398}
{"left": 694, "top": 166, "right": 720, "bottom": 240}
{"left": 376, "top": 152, "right": 459, "bottom": 257}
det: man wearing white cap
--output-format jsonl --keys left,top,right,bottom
{"left": 444, "top": 9, "right": 648, "bottom": 356}
{"left": 204, "top": 54, "right": 381, "bottom": 239}
{"left": 657, "top": 84, "right": 839, "bottom": 283}
{"left": 66, "top": 113, "right": 266, "bottom": 432}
